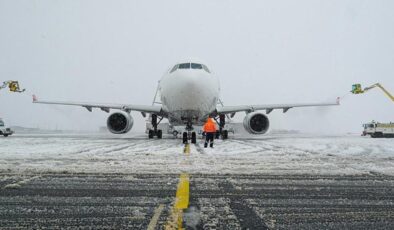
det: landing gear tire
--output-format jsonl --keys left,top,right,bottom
{"left": 183, "top": 132, "right": 188, "bottom": 144}
{"left": 219, "top": 114, "right": 225, "bottom": 128}
{"left": 148, "top": 130, "right": 154, "bottom": 139}
{"left": 222, "top": 130, "right": 228, "bottom": 140}
{"left": 191, "top": 132, "right": 196, "bottom": 144}
{"left": 157, "top": 130, "right": 162, "bottom": 139}
{"left": 215, "top": 130, "right": 220, "bottom": 139}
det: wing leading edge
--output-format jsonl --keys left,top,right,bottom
{"left": 216, "top": 97, "right": 340, "bottom": 115}
{"left": 32, "top": 95, "right": 162, "bottom": 115}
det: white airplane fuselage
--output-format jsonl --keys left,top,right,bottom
{"left": 32, "top": 58, "right": 339, "bottom": 139}
{"left": 159, "top": 65, "right": 220, "bottom": 126}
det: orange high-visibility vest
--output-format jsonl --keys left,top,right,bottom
{"left": 203, "top": 118, "right": 217, "bottom": 133}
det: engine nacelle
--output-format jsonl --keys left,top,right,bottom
{"left": 243, "top": 112, "right": 270, "bottom": 134}
{"left": 107, "top": 111, "right": 134, "bottom": 134}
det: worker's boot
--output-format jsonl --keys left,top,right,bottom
{"left": 210, "top": 143, "right": 214, "bottom": 148}
{"left": 204, "top": 142, "right": 208, "bottom": 148}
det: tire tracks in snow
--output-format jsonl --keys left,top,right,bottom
{"left": 194, "top": 142, "right": 205, "bottom": 154}
{"left": 72, "top": 139, "right": 155, "bottom": 155}
{"left": 230, "top": 139, "right": 282, "bottom": 153}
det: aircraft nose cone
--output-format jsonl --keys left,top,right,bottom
{"left": 160, "top": 70, "right": 219, "bottom": 116}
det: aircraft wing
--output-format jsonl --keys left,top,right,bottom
{"left": 32, "top": 95, "right": 162, "bottom": 114}
{"left": 216, "top": 98, "right": 340, "bottom": 115}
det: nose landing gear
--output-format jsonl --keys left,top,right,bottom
{"left": 182, "top": 120, "right": 197, "bottom": 144}
{"left": 182, "top": 131, "right": 197, "bottom": 144}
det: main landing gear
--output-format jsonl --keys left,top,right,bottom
{"left": 215, "top": 114, "right": 229, "bottom": 140}
{"left": 148, "top": 114, "right": 163, "bottom": 139}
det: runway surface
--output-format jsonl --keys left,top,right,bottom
{"left": 1, "top": 173, "right": 394, "bottom": 229}
{"left": 0, "top": 133, "right": 393, "bottom": 229}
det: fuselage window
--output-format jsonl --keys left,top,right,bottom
{"left": 191, "top": 63, "right": 203, "bottom": 69}
{"left": 178, "top": 63, "right": 191, "bottom": 69}
{"left": 170, "top": 64, "right": 179, "bottom": 73}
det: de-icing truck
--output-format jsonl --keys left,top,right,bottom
{"left": 363, "top": 121, "right": 394, "bottom": 138}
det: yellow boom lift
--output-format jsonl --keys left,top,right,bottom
{"left": 351, "top": 83, "right": 394, "bottom": 102}
{"left": 0, "top": 81, "right": 25, "bottom": 93}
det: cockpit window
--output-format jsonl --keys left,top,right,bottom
{"left": 178, "top": 63, "right": 191, "bottom": 69}
{"left": 170, "top": 63, "right": 211, "bottom": 73}
{"left": 0, "top": 121, "right": 4, "bottom": 127}
{"left": 202, "top": 64, "right": 210, "bottom": 73}
{"left": 191, "top": 63, "right": 202, "bottom": 69}
{"left": 170, "top": 64, "right": 179, "bottom": 73}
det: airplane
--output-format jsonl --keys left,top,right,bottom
{"left": 33, "top": 58, "right": 340, "bottom": 144}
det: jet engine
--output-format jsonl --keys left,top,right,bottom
{"left": 107, "top": 111, "right": 134, "bottom": 134}
{"left": 243, "top": 112, "right": 270, "bottom": 134}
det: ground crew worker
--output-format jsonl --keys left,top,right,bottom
{"left": 203, "top": 117, "right": 217, "bottom": 148}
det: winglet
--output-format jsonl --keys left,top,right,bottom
{"left": 32, "top": 94, "right": 37, "bottom": 102}
{"left": 336, "top": 97, "right": 341, "bottom": 105}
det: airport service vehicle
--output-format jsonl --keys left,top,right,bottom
{"left": 33, "top": 58, "right": 339, "bottom": 143}
{"left": 0, "top": 118, "right": 14, "bottom": 137}
{"left": 362, "top": 121, "right": 394, "bottom": 138}
{"left": 351, "top": 83, "right": 394, "bottom": 102}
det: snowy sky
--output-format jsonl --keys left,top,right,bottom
{"left": 0, "top": 0, "right": 393, "bottom": 134}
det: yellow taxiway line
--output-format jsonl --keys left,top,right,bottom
{"left": 165, "top": 143, "right": 191, "bottom": 230}
{"left": 175, "top": 173, "right": 190, "bottom": 209}
{"left": 183, "top": 143, "right": 190, "bottom": 155}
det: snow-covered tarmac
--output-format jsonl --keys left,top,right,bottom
{"left": 0, "top": 133, "right": 393, "bottom": 175}
{"left": 1, "top": 133, "right": 394, "bottom": 229}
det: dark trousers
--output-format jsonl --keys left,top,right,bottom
{"left": 204, "top": 132, "right": 214, "bottom": 148}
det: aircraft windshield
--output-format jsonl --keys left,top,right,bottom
{"left": 191, "top": 63, "right": 202, "bottom": 69}
{"left": 178, "top": 63, "right": 191, "bottom": 69}
{"left": 170, "top": 62, "right": 211, "bottom": 73}
{"left": 202, "top": 64, "right": 210, "bottom": 73}
{"left": 170, "top": 64, "right": 179, "bottom": 73}
{"left": 0, "top": 121, "right": 4, "bottom": 126}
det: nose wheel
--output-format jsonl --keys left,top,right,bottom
{"left": 183, "top": 132, "right": 188, "bottom": 144}
{"left": 191, "top": 132, "right": 197, "bottom": 144}
{"left": 183, "top": 131, "right": 197, "bottom": 144}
